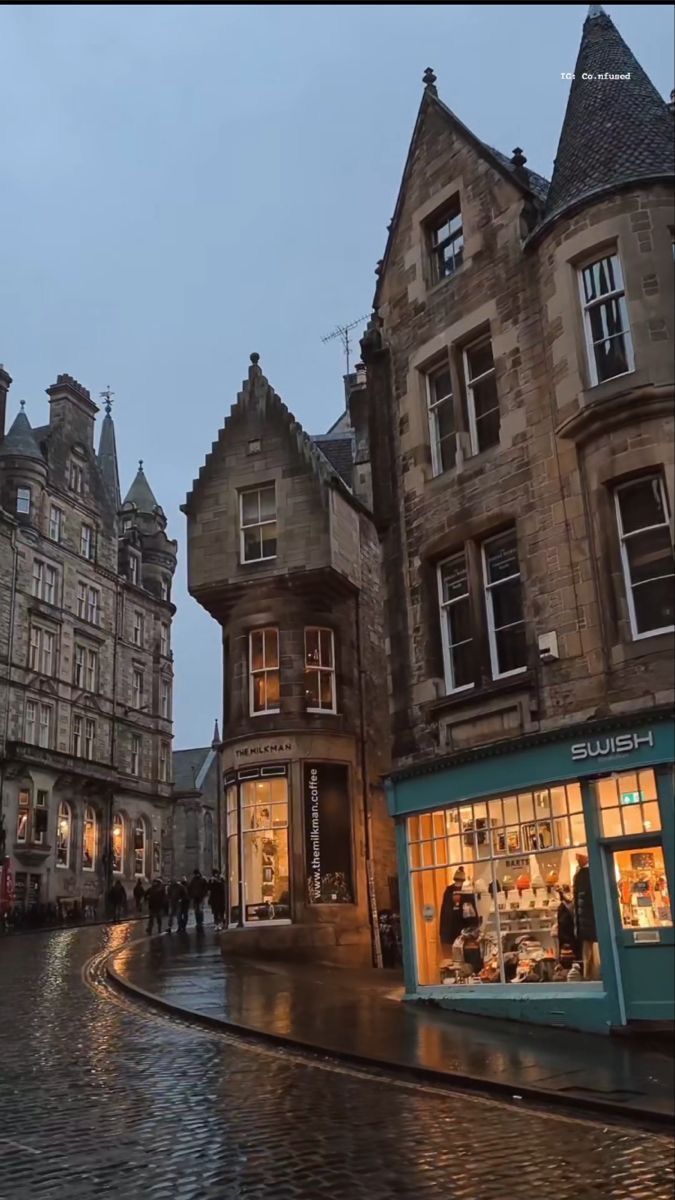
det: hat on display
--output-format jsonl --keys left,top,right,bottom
{"left": 516, "top": 873, "right": 531, "bottom": 892}
{"left": 474, "top": 877, "right": 489, "bottom": 896}
{"left": 545, "top": 869, "right": 559, "bottom": 886}
{"left": 461, "top": 878, "right": 474, "bottom": 893}
{"left": 531, "top": 874, "right": 545, "bottom": 891}
{"left": 502, "top": 874, "right": 514, "bottom": 892}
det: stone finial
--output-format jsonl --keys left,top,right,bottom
{"left": 423, "top": 67, "right": 437, "bottom": 90}
{"left": 511, "top": 147, "right": 527, "bottom": 168}
{"left": 375, "top": 259, "right": 383, "bottom": 277}
{"left": 250, "top": 352, "right": 260, "bottom": 365}
{"left": 138, "top": 459, "right": 143, "bottom": 470}
{"left": 20, "top": 400, "right": 25, "bottom": 411}
{"left": 587, "top": 4, "right": 604, "bottom": 18}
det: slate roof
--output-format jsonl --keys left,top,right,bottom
{"left": 544, "top": 8, "right": 674, "bottom": 220}
{"left": 312, "top": 433, "right": 355, "bottom": 488}
{"left": 0, "top": 409, "right": 46, "bottom": 463}
{"left": 123, "top": 463, "right": 159, "bottom": 513}
{"left": 173, "top": 747, "right": 211, "bottom": 793}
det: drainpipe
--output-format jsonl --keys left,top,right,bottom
{"left": 355, "top": 590, "right": 383, "bottom": 968}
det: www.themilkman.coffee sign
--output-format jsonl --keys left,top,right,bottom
{"left": 304, "top": 763, "right": 354, "bottom": 904}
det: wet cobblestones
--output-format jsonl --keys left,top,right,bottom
{"left": 0, "top": 923, "right": 672, "bottom": 1200}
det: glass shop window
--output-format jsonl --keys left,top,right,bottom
{"left": 612, "top": 844, "right": 672, "bottom": 931}
{"left": 595, "top": 769, "right": 661, "bottom": 838}
{"left": 408, "top": 783, "right": 602, "bottom": 988}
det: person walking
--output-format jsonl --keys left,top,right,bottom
{"left": 133, "top": 878, "right": 145, "bottom": 914}
{"left": 188, "top": 869, "right": 209, "bottom": 929}
{"left": 208, "top": 870, "right": 226, "bottom": 931}
{"left": 167, "top": 878, "right": 188, "bottom": 934}
{"left": 110, "top": 879, "right": 127, "bottom": 923}
{"left": 146, "top": 878, "right": 166, "bottom": 936}
{"left": 177, "top": 877, "right": 190, "bottom": 932}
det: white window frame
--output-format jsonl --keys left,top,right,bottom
{"left": 304, "top": 628, "right": 337, "bottom": 713}
{"left": 160, "top": 622, "right": 169, "bottom": 657}
{"left": 426, "top": 363, "right": 455, "bottom": 477}
{"left": 160, "top": 678, "right": 171, "bottom": 720}
{"left": 436, "top": 553, "right": 475, "bottom": 695}
{"left": 84, "top": 718, "right": 96, "bottom": 761}
{"left": 133, "top": 611, "right": 144, "bottom": 647}
{"left": 615, "top": 476, "right": 674, "bottom": 641}
{"left": 160, "top": 579, "right": 170, "bottom": 601}
{"left": 56, "top": 801, "right": 71, "bottom": 869}
{"left": 159, "top": 742, "right": 171, "bottom": 783}
{"left": 130, "top": 735, "right": 141, "bottom": 777}
{"left": 132, "top": 669, "right": 143, "bottom": 710}
{"left": 25, "top": 700, "right": 37, "bottom": 745}
{"left": 49, "top": 506, "right": 63, "bottom": 542}
{"left": 72, "top": 715, "right": 83, "bottom": 757}
{"left": 249, "top": 628, "right": 280, "bottom": 716}
{"left": 29, "top": 625, "right": 55, "bottom": 676}
{"left": 463, "top": 335, "right": 499, "bottom": 456}
{"left": 33, "top": 561, "right": 57, "bottom": 605}
{"left": 77, "top": 581, "right": 87, "bottom": 619}
{"left": 38, "top": 703, "right": 52, "bottom": 749}
{"left": 80, "top": 524, "right": 94, "bottom": 560}
{"left": 87, "top": 586, "right": 101, "bottom": 626}
{"left": 86, "top": 648, "right": 98, "bottom": 693}
{"left": 428, "top": 202, "right": 464, "bottom": 283}
{"left": 239, "top": 485, "right": 277, "bottom": 564}
{"left": 69, "top": 461, "right": 84, "bottom": 494}
{"left": 133, "top": 819, "right": 146, "bottom": 877}
{"left": 16, "top": 486, "right": 31, "bottom": 515}
{"left": 578, "top": 252, "right": 634, "bottom": 388}
{"left": 83, "top": 805, "right": 97, "bottom": 871}
{"left": 74, "top": 644, "right": 85, "bottom": 688}
{"left": 482, "top": 531, "right": 527, "bottom": 681}
{"left": 129, "top": 555, "right": 139, "bottom": 585}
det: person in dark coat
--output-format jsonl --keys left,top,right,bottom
{"left": 167, "top": 878, "right": 188, "bottom": 934}
{"left": 573, "top": 853, "right": 600, "bottom": 980}
{"left": 146, "top": 879, "right": 166, "bottom": 936}
{"left": 556, "top": 885, "right": 579, "bottom": 964}
{"left": 208, "top": 870, "right": 226, "bottom": 931}
{"left": 110, "top": 879, "right": 127, "bottom": 922}
{"left": 133, "top": 878, "right": 145, "bottom": 914}
{"left": 177, "top": 876, "right": 190, "bottom": 932}
{"left": 188, "top": 870, "right": 209, "bottom": 928}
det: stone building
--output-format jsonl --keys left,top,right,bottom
{"left": 172, "top": 723, "right": 220, "bottom": 880}
{"left": 0, "top": 370, "right": 177, "bottom": 915}
{"left": 182, "top": 354, "right": 396, "bottom": 965}
{"left": 360, "top": 7, "right": 674, "bottom": 1028}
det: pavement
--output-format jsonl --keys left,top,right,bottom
{"left": 1, "top": 921, "right": 673, "bottom": 1200}
{"left": 108, "top": 922, "right": 675, "bottom": 1126}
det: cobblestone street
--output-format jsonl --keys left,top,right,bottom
{"left": 0, "top": 924, "right": 673, "bottom": 1200}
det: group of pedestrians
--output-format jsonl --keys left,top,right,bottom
{"left": 140, "top": 869, "right": 227, "bottom": 936}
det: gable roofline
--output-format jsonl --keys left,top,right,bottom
{"left": 182, "top": 353, "right": 366, "bottom": 516}
{"left": 373, "top": 74, "right": 548, "bottom": 310}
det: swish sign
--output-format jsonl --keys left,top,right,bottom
{"left": 571, "top": 730, "right": 654, "bottom": 762}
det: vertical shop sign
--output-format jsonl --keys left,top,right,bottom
{"left": 304, "top": 763, "right": 354, "bottom": 904}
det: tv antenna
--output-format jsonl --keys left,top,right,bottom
{"left": 321, "top": 315, "right": 369, "bottom": 377}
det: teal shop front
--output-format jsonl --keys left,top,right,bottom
{"left": 387, "top": 717, "right": 674, "bottom": 1033}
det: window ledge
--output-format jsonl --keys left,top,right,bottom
{"left": 609, "top": 629, "right": 674, "bottom": 668}
{"left": 557, "top": 375, "right": 671, "bottom": 443}
{"left": 424, "top": 260, "right": 469, "bottom": 300}
{"left": 423, "top": 671, "right": 534, "bottom": 718}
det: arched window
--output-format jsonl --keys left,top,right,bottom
{"left": 56, "top": 801, "right": 71, "bottom": 869}
{"left": 133, "top": 818, "right": 146, "bottom": 878}
{"left": 83, "top": 805, "right": 97, "bottom": 871}
{"left": 112, "top": 813, "right": 124, "bottom": 874}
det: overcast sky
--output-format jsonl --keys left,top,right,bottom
{"left": 1, "top": 4, "right": 672, "bottom": 747}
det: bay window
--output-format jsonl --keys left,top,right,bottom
{"left": 579, "top": 252, "right": 634, "bottom": 386}
{"left": 249, "top": 628, "right": 280, "bottom": 715}
{"left": 304, "top": 628, "right": 336, "bottom": 712}
{"left": 615, "top": 475, "right": 674, "bottom": 639}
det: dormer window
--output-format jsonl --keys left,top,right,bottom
{"left": 69, "top": 462, "right": 84, "bottom": 494}
{"left": 16, "top": 487, "right": 31, "bottom": 515}
{"left": 240, "top": 484, "right": 277, "bottom": 563}
{"left": 428, "top": 200, "right": 464, "bottom": 283}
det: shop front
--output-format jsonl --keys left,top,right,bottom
{"left": 388, "top": 717, "right": 674, "bottom": 1032}
{"left": 220, "top": 734, "right": 374, "bottom": 963}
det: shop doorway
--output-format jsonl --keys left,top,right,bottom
{"left": 226, "top": 765, "right": 291, "bottom": 926}
{"left": 607, "top": 838, "right": 674, "bottom": 1022}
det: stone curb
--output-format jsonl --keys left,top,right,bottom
{"left": 105, "top": 942, "right": 674, "bottom": 1133}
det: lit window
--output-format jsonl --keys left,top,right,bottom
{"left": 464, "top": 336, "right": 500, "bottom": 454}
{"left": 428, "top": 202, "right": 464, "bottom": 282}
{"left": 131, "top": 735, "right": 141, "bottom": 777}
{"left": 83, "top": 806, "right": 97, "bottom": 871}
{"left": 69, "top": 462, "right": 84, "bottom": 494}
{"left": 427, "top": 363, "right": 455, "bottom": 476}
{"left": 249, "top": 628, "right": 280, "bottom": 715}
{"left": 133, "top": 819, "right": 146, "bottom": 877}
{"left": 579, "top": 253, "right": 634, "bottom": 386}
{"left": 615, "top": 476, "right": 674, "bottom": 639}
{"left": 80, "top": 524, "right": 94, "bottom": 560}
{"left": 112, "top": 814, "right": 124, "bottom": 873}
{"left": 16, "top": 487, "right": 31, "bottom": 515}
{"left": 304, "top": 628, "right": 336, "bottom": 712}
{"left": 240, "top": 485, "right": 277, "bottom": 563}
{"left": 437, "top": 552, "right": 475, "bottom": 693}
{"left": 482, "top": 529, "right": 527, "bottom": 678}
{"left": 56, "top": 801, "right": 71, "bottom": 869}
{"left": 16, "top": 790, "right": 29, "bottom": 843}
{"left": 132, "top": 670, "right": 143, "bottom": 710}
{"left": 133, "top": 611, "right": 144, "bottom": 647}
{"left": 49, "top": 506, "right": 63, "bottom": 542}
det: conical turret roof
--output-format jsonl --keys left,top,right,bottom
{"left": 123, "top": 461, "right": 159, "bottom": 514}
{"left": 0, "top": 405, "right": 45, "bottom": 464}
{"left": 544, "top": 6, "right": 674, "bottom": 220}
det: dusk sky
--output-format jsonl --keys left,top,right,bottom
{"left": 1, "top": 4, "right": 672, "bottom": 747}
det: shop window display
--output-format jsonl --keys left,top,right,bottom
{"left": 227, "top": 770, "right": 290, "bottom": 925}
{"left": 612, "top": 845, "right": 672, "bottom": 931}
{"left": 409, "top": 783, "right": 602, "bottom": 987}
